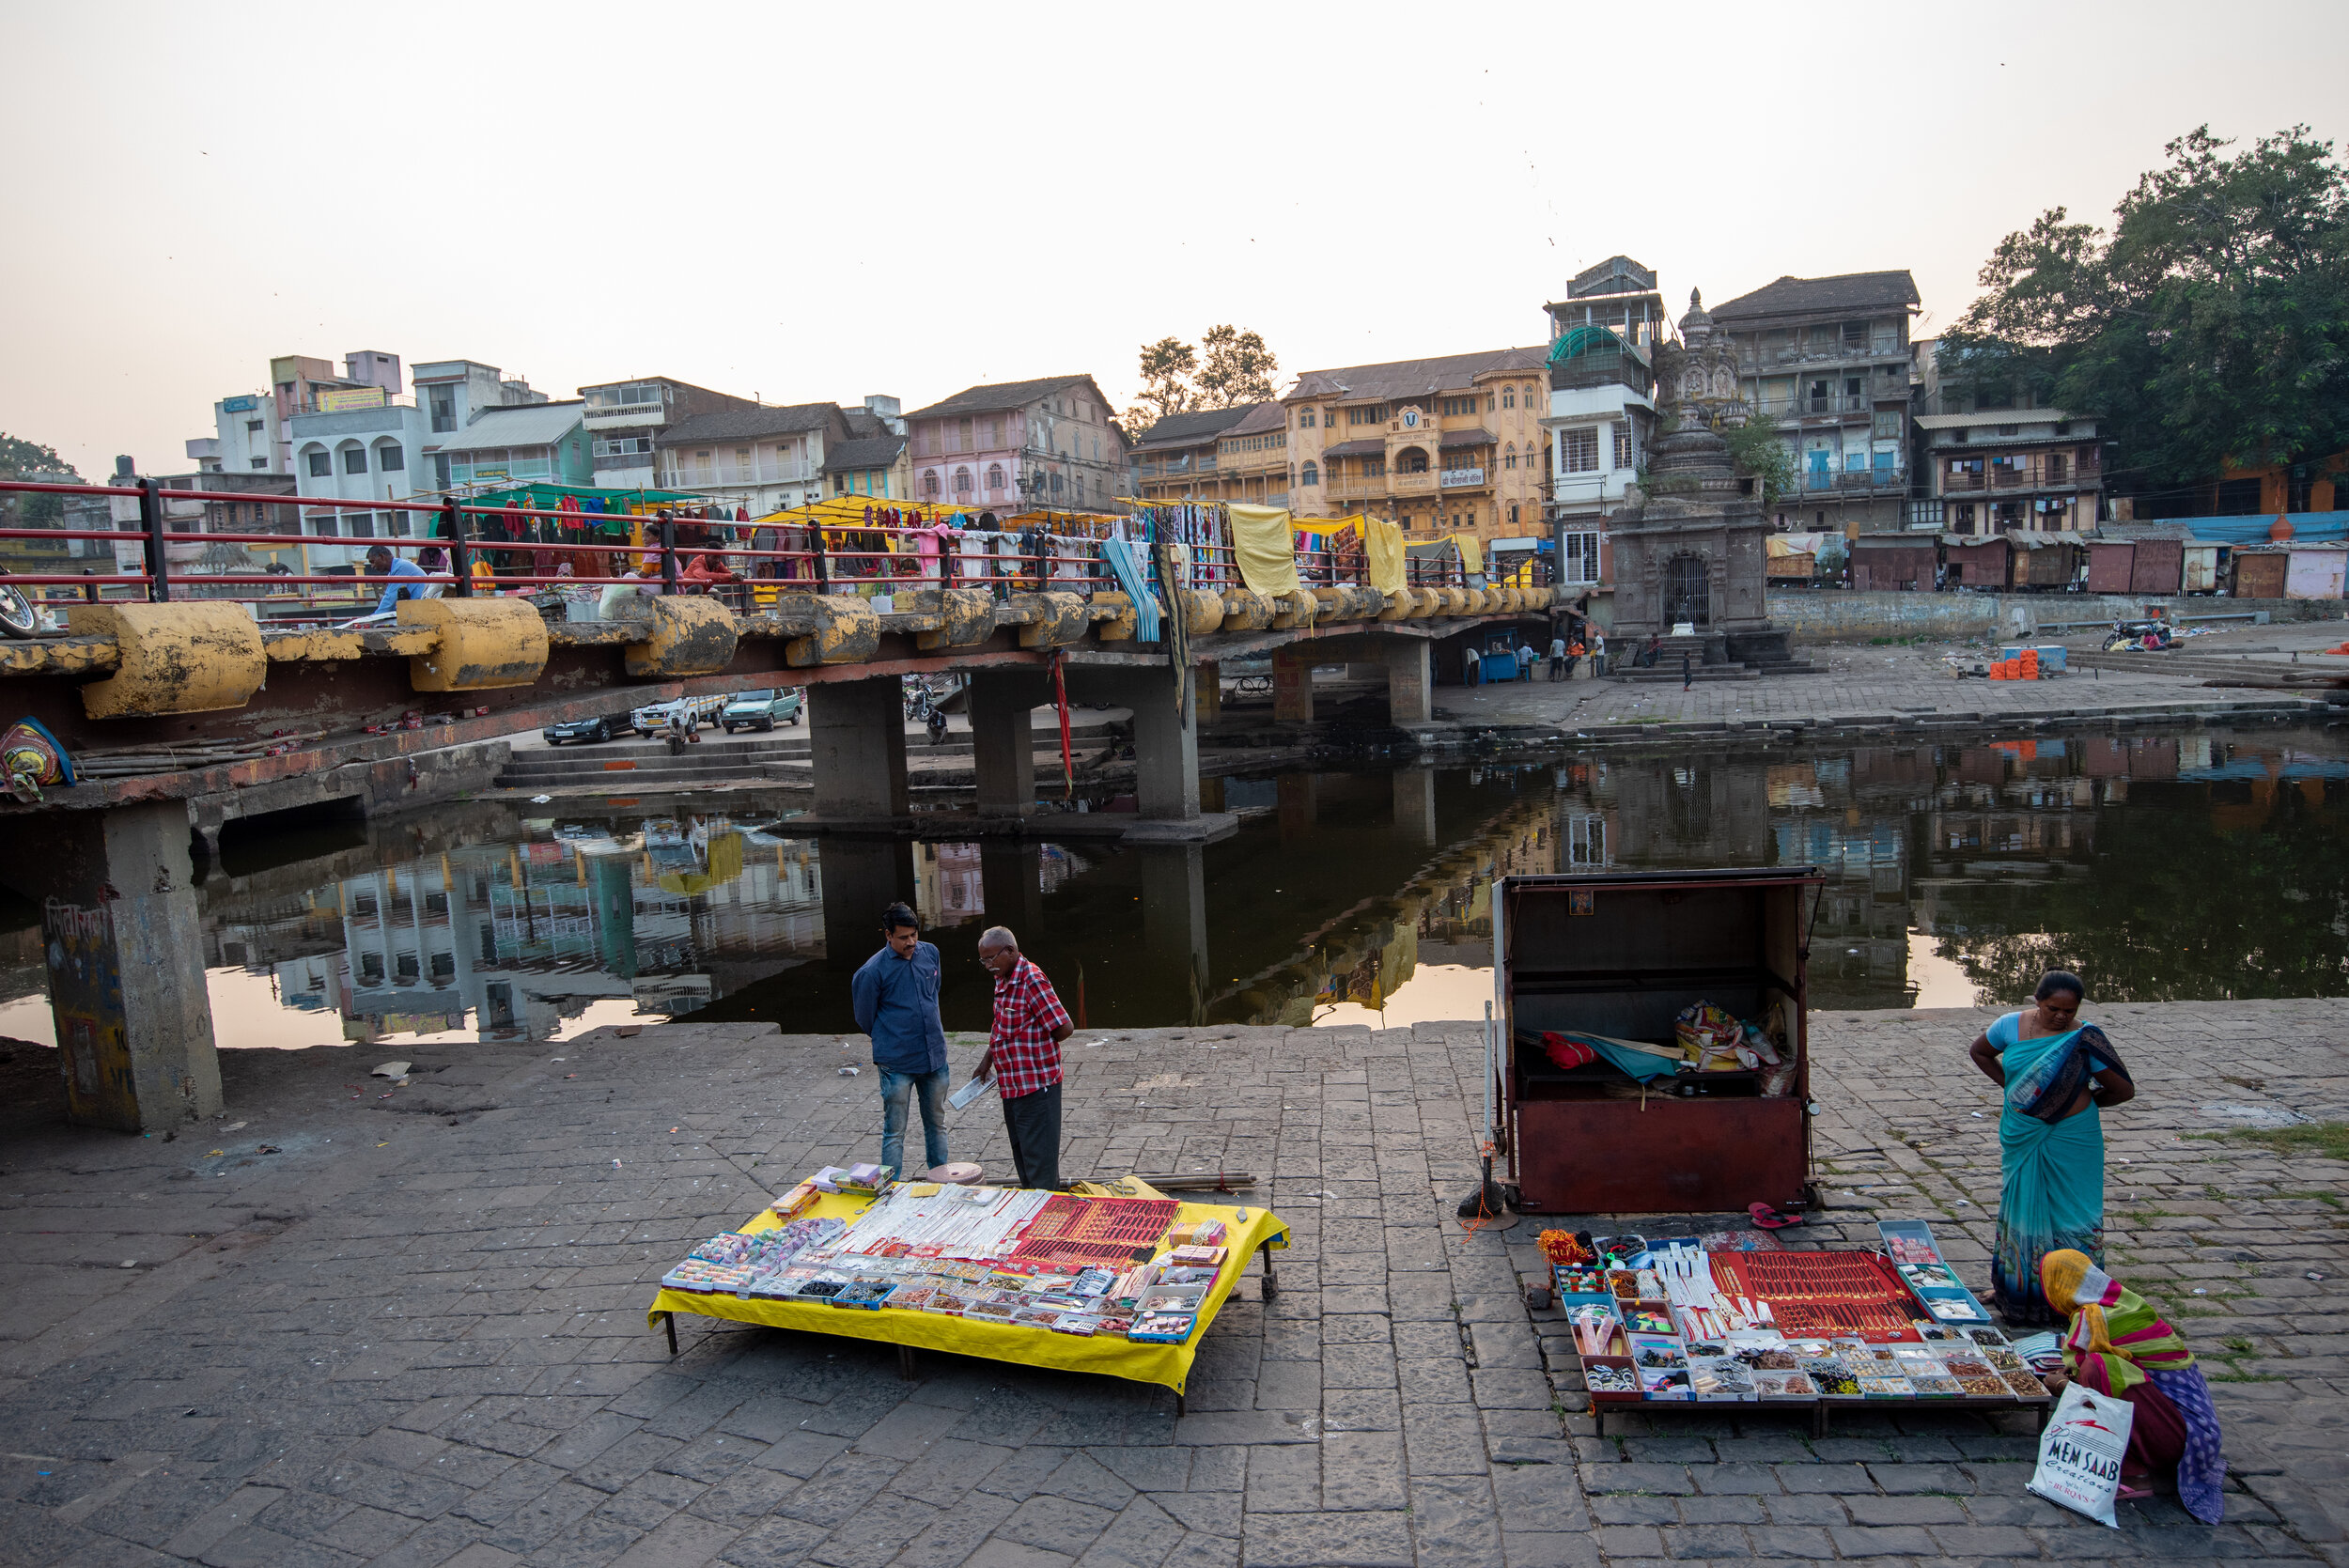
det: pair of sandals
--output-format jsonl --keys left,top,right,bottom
{"left": 1749, "top": 1201, "right": 1807, "bottom": 1231}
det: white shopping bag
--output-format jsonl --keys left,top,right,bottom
{"left": 2029, "top": 1381, "right": 2136, "bottom": 1528}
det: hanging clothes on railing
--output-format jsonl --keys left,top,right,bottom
{"left": 1102, "top": 536, "right": 1161, "bottom": 642}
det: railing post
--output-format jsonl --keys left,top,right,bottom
{"left": 443, "top": 498, "right": 473, "bottom": 598}
{"left": 812, "top": 524, "right": 829, "bottom": 591}
{"left": 138, "top": 476, "right": 171, "bottom": 602}
{"left": 659, "top": 518, "right": 679, "bottom": 594}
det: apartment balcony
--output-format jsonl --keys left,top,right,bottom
{"left": 1801, "top": 469, "right": 1908, "bottom": 493}
{"left": 1750, "top": 393, "right": 1896, "bottom": 418}
{"left": 1735, "top": 336, "right": 1904, "bottom": 368}
{"left": 583, "top": 403, "right": 666, "bottom": 427}
{"left": 659, "top": 460, "right": 813, "bottom": 489}
{"left": 1938, "top": 467, "right": 2083, "bottom": 494}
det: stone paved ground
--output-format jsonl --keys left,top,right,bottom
{"left": 0, "top": 1000, "right": 2341, "bottom": 1567}
{"left": 1445, "top": 628, "right": 2341, "bottom": 734}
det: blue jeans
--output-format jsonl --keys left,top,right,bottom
{"left": 879, "top": 1066, "right": 950, "bottom": 1178}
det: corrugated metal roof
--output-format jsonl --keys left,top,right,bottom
{"left": 1135, "top": 407, "right": 1255, "bottom": 448}
{"left": 655, "top": 403, "right": 842, "bottom": 447}
{"left": 436, "top": 401, "right": 585, "bottom": 454}
{"left": 821, "top": 436, "right": 907, "bottom": 473}
{"left": 1219, "top": 401, "right": 1286, "bottom": 438}
{"left": 905, "top": 376, "right": 1100, "bottom": 420}
{"left": 1710, "top": 271, "right": 1921, "bottom": 321}
{"left": 1318, "top": 439, "right": 1387, "bottom": 458}
{"left": 1439, "top": 427, "right": 1495, "bottom": 449}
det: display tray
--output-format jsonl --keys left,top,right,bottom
{"left": 645, "top": 1177, "right": 1288, "bottom": 1401}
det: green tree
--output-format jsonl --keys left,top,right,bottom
{"left": 1195, "top": 324, "right": 1280, "bottom": 408}
{"left": 1940, "top": 126, "right": 2349, "bottom": 495}
{"left": 1128, "top": 336, "right": 1199, "bottom": 431}
{"left": 0, "top": 434, "right": 77, "bottom": 525}
{"left": 1723, "top": 413, "right": 1797, "bottom": 510}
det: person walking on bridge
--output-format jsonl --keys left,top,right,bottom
{"left": 973, "top": 925, "right": 1074, "bottom": 1190}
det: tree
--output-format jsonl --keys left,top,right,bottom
{"left": 1195, "top": 324, "right": 1279, "bottom": 408}
{"left": 1128, "top": 337, "right": 1199, "bottom": 432}
{"left": 0, "top": 434, "right": 77, "bottom": 526}
{"left": 1940, "top": 126, "right": 2349, "bottom": 496}
{"left": 1722, "top": 414, "right": 1797, "bottom": 511}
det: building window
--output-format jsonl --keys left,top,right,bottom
{"left": 342, "top": 447, "right": 367, "bottom": 474}
{"left": 1439, "top": 396, "right": 1479, "bottom": 417}
{"left": 1873, "top": 411, "right": 1904, "bottom": 440}
{"left": 953, "top": 467, "right": 972, "bottom": 493}
{"left": 245, "top": 419, "right": 264, "bottom": 433}
{"left": 304, "top": 449, "right": 330, "bottom": 477}
{"left": 1509, "top": 504, "right": 1519, "bottom": 525}
{"left": 1346, "top": 405, "right": 1389, "bottom": 426}
{"left": 1562, "top": 428, "right": 1599, "bottom": 473}
{"left": 1502, "top": 444, "right": 1517, "bottom": 471}
{"left": 1612, "top": 427, "right": 1632, "bottom": 469}
{"left": 922, "top": 471, "right": 941, "bottom": 497}
{"left": 2046, "top": 452, "right": 2068, "bottom": 483}
{"left": 1501, "top": 389, "right": 1516, "bottom": 411}
{"left": 1300, "top": 460, "right": 1319, "bottom": 486}
{"left": 307, "top": 512, "right": 337, "bottom": 536}
{"left": 1562, "top": 531, "right": 1601, "bottom": 583}
{"left": 985, "top": 464, "right": 1004, "bottom": 490}
{"left": 1298, "top": 409, "right": 1315, "bottom": 428}
{"left": 249, "top": 458, "right": 268, "bottom": 470}
{"left": 379, "top": 444, "right": 404, "bottom": 472}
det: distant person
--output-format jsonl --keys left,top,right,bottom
{"left": 850, "top": 902, "right": 950, "bottom": 1181}
{"left": 415, "top": 546, "right": 449, "bottom": 598}
{"left": 365, "top": 545, "right": 426, "bottom": 613}
{"left": 1516, "top": 643, "right": 1535, "bottom": 680}
{"left": 1566, "top": 637, "right": 1584, "bottom": 680}
{"left": 1462, "top": 644, "right": 1481, "bottom": 686}
{"left": 1591, "top": 629, "right": 1608, "bottom": 677}
{"left": 973, "top": 924, "right": 1074, "bottom": 1190}
{"left": 1548, "top": 633, "right": 1566, "bottom": 681}
{"left": 1681, "top": 649, "right": 1693, "bottom": 691}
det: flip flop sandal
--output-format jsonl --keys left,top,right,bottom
{"left": 1749, "top": 1202, "right": 1806, "bottom": 1230}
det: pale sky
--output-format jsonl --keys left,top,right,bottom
{"left": 4, "top": 0, "right": 2343, "bottom": 479}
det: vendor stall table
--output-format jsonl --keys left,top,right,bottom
{"left": 646, "top": 1179, "right": 1287, "bottom": 1409}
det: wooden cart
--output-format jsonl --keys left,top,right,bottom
{"left": 1495, "top": 868, "right": 1824, "bottom": 1215}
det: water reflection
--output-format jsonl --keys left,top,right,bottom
{"left": 0, "top": 724, "right": 2337, "bottom": 1049}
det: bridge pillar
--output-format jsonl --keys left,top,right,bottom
{"left": 968, "top": 671, "right": 1047, "bottom": 819}
{"left": 1068, "top": 663, "right": 1199, "bottom": 823}
{"left": 1393, "top": 766, "right": 1438, "bottom": 845}
{"left": 1196, "top": 662, "right": 1222, "bottom": 723}
{"left": 808, "top": 676, "right": 909, "bottom": 822}
{"left": 1382, "top": 639, "right": 1434, "bottom": 725}
{"left": 0, "top": 800, "right": 223, "bottom": 1131}
{"left": 1272, "top": 645, "right": 1315, "bottom": 723}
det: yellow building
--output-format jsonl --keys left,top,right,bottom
{"left": 1284, "top": 349, "right": 1549, "bottom": 543}
{"left": 1213, "top": 401, "right": 1290, "bottom": 506}
{"left": 1131, "top": 403, "right": 1275, "bottom": 505}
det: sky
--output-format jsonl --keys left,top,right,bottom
{"left": 3, "top": 0, "right": 2344, "bottom": 479}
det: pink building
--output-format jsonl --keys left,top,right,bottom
{"left": 903, "top": 375, "right": 1127, "bottom": 517}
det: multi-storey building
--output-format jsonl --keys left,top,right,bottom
{"left": 438, "top": 402, "right": 593, "bottom": 491}
{"left": 904, "top": 376, "right": 1127, "bottom": 516}
{"left": 1909, "top": 340, "right": 2104, "bottom": 534}
{"left": 823, "top": 435, "right": 911, "bottom": 500}
{"left": 575, "top": 376, "right": 762, "bottom": 490}
{"left": 1214, "top": 402, "right": 1290, "bottom": 509}
{"left": 411, "top": 360, "right": 549, "bottom": 489}
{"left": 1541, "top": 256, "right": 1669, "bottom": 591}
{"left": 1708, "top": 271, "right": 1921, "bottom": 533}
{"left": 656, "top": 404, "right": 851, "bottom": 515}
{"left": 1131, "top": 407, "right": 1259, "bottom": 504}
{"left": 1283, "top": 349, "right": 1548, "bottom": 544}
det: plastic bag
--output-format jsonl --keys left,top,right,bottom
{"left": 1673, "top": 1003, "right": 1740, "bottom": 1066}
{"left": 2028, "top": 1381, "right": 2134, "bottom": 1528}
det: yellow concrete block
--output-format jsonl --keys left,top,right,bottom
{"left": 784, "top": 595, "right": 880, "bottom": 667}
{"left": 1269, "top": 592, "right": 1318, "bottom": 630}
{"left": 398, "top": 597, "right": 550, "bottom": 691}
{"left": 1218, "top": 590, "right": 1272, "bottom": 634}
{"left": 1012, "top": 592, "right": 1089, "bottom": 649}
{"left": 616, "top": 596, "right": 740, "bottom": 677}
{"left": 1178, "top": 588, "right": 1224, "bottom": 637}
{"left": 926, "top": 588, "right": 998, "bottom": 649}
{"left": 69, "top": 602, "right": 266, "bottom": 719}
{"left": 0, "top": 636, "right": 118, "bottom": 677}
{"left": 1089, "top": 592, "right": 1139, "bottom": 642}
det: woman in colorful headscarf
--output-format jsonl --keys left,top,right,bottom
{"left": 1966, "top": 970, "right": 2134, "bottom": 1325}
{"left": 2041, "top": 1249, "right": 2225, "bottom": 1522}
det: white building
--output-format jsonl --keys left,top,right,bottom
{"left": 288, "top": 391, "right": 436, "bottom": 570}
{"left": 1541, "top": 256, "right": 1667, "bottom": 590}
{"left": 656, "top": 403, "right": 853, "bottom": 515}
{"left": 411, "top": 360, "right": 548, "bottom": 489}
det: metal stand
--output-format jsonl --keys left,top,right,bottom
{"left": 661, "top": 1312, "right": 677, "bottom": 1357}
{"left": 1259, "top": 1238, "right": 1280, "bottom": 1300}
{"left": 897, "top": 1343, "right": 918, "bottom": 1381}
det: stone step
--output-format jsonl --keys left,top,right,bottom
{"left": 1610, "top": 666, "right": 1761, "bottom": 683}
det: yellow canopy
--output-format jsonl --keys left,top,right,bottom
{"left": 1227, "top": 504, "right": 1302, "bottom": 598}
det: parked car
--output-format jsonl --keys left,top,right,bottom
{"left": 721, "top": 689, "right": 802, "bottom": 733}
{"left": 542, "top": 713, "right": 626, "bottom": 746}
{"left": 630, "top": 694, "right": 726, "bottom": 737}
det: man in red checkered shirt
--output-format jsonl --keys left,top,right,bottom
{"left": 972, "top": 925, "right": 1074, "bottom": 1190}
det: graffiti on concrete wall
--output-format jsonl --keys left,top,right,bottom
{"left": 43, "top": 896, "right": 135, "bottom": 1129}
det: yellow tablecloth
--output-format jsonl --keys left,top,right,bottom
{"left": 646, "top": 1186, "right": 1289, "bottom": 1393}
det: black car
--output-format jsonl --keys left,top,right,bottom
{"left": 542, "top": 714, "right": 625, "bottom": 746}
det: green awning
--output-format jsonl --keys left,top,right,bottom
{"left": 1547, "top": 325, "right": 1629, "bottom": 365}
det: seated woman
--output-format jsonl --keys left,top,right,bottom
{"left": 1967, "top": 970, "right": 2134, "bottom": 1326}
{"left": 2041, "top": 1250, "right": 2225, "bottom": 1523}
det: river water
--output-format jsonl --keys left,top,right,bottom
{"left": 0, "top": 722, "right": 2341, "bottom": 1049}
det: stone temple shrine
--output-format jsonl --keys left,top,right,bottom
{"left": 1602, "top": 290, "right": 1800, "bottom": 673}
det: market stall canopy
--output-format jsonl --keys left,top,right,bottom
{"left": 454, "top": 481, "right": 703, "bottom": 511}
{"left": 1766, "top": 533, "right": 1829, "bottom": 558}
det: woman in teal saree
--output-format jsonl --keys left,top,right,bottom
{"left": 1966, "top": 970, "right": 2136, "bottom": 1326}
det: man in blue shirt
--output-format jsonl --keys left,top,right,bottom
{"left": 366, "top": 545, "right": 427, "bottom": 614}
{"left": 849, "top": 901, "right": 949, "bottom": 1180}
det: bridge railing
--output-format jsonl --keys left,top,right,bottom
{"left": 0, "top": 479, "right": 1546, "bottom": 625}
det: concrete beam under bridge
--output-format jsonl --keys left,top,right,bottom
{"left": 0, "top": 800, "right": 222, "bottom": 1131}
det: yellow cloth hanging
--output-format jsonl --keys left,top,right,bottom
{"left": 1364, "top": 519, "right": 1406, "bottom": 596}
{"left": 1453, "top": 535, "right": 1485, "bottom": 576}
{"left": 1227, "top": 505, "right": 1302, "bottom": 598}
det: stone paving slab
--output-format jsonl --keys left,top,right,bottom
{"left": 0, "top": 999, "right": 2341, "bottom": 1565}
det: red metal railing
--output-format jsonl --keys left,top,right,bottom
{"left": 0, "top": 478, "right": 1548, "bottom": 626}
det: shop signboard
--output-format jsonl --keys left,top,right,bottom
{"left": 1439, "top": 468, "right": 1485, "bottom": 489}
{"left": 319, "top": 387, "right": 387, "bottom": 413}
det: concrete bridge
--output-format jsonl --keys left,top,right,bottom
{"left": 0, "top": 548, "right": 1553, "bottom": 1131}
